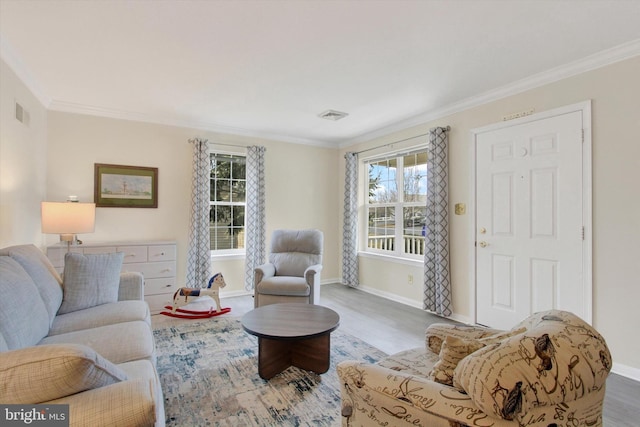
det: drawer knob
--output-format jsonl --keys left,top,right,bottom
{"left": 166, "top": 284, "right": 172, "bottom": 288}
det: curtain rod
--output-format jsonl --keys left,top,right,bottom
{"left": 188, "top": 138, "right": 252, "bottom": 149}
{"left": 353, "top": 126, "right": 450, "bottom": 155}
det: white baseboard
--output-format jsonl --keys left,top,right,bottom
{"left": 356, "top": 284, "right": 422, "bottom": 308}
{"left": 354, "top": 284, "right": 474, "bottom": 324}
{"left": 612, "top": 362, "right": 640, "bottom": 382}
{"left": 221, "top": 289, "right": 252, "bottom": 298}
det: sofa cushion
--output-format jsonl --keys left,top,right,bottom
{"left": 40, "top": 320, "right": 156, "bottom": 365}
{"left": 428, "top": 336, "right": 484, "bottom": 387}
{"left": 453, "top": 310, "right": 612, "bottom": 421}
{"left": 0, "top": 244, "right": 63, "bottom": 325}
{"left": 425, "top": 323, "right": 500, "bottom": 354}
{"left": 59, "top": 252, "right": 124, "bottom": 314}
{"left": 118, "top": 359, "right": 165, "bottom": 425}
{"left": 0, "top": 343, "right": 127, "bottom": 404}
{"left": 378, "top": 347, "right": 438, "bottom": 377}
{"left": 0, "top": 257, "right": 51, "bottom": 350}
{"left": 49, "top": 300, "right": 151, "bottom": 336}
{"left": 45, "top": 378, "right": 157, "bottom": 427}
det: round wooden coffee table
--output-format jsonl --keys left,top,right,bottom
{"left": 241, "top": 303, "right": 340, "bottom": 380}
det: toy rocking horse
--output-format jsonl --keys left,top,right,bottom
{"left": 160, "top": 273, "right": 232, "bottom": 319}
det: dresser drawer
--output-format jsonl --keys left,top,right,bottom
{"left": 145, "top": 277, "right": 176, "bottom": 296}
{"left": 125, "top": 261, "right": 175, "bottom": 279}
{"left": 148, "top": 245, "right": 176, "bottom": 262}
{"left": 83, "top": 246, "right": 116, "bottom": 254}
{"left": 117, "top": 245, "right": 148, "bottom": 263}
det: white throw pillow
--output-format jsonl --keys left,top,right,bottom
{"left": 58, "top": 252, "right": 124, "bottom": 314}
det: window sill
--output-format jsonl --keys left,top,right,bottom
{"left": 358, "top": 251, "right": 423, "bottom": 267}
{"left": 210, "top": 252, "right": 245, "bottom": 261}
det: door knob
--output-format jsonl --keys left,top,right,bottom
{"left": 478, "top": 241, "right": 489, "bottom": 248}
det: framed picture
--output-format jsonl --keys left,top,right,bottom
{"left": 94, "top": 163, "right": 158, "bottom": 208}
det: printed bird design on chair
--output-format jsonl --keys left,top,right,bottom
{"left": 534, "top": 333, "right": 555, "bottom": 372}
{"left": 501, "top": 381, "right": 523, "bottom": 421}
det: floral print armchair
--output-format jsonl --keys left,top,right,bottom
{"left": 337, "top": 310, "right": 611, "bottom": 427}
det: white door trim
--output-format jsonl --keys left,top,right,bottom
{"left": 468, "top": 100, "right": 592, "bottom": 325}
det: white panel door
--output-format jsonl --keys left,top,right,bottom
{"left": 475, "top": 111, "right": 585, "bottom": 329}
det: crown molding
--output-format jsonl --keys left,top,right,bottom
{"left": 341, "top": 38, "right": 640, "bottom": 148}
{"left": 47, "top": 100, "right": 335, "bottom": 148}
{"left": 0, "top": 36, "right": 51, "bottom": 108}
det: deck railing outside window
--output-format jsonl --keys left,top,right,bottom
{"left": 367, "top": 235, "right": 425, "bottom": 256}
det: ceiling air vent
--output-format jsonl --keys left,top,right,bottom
{"left": 318, "top": 109, "right": 349, "bottom": 121}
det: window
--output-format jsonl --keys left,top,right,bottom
{"left": 366, "top": 150, "right": 427, "bottom": 259}
{"left": 210, "top": 153, "right": 246, "bottom": 251}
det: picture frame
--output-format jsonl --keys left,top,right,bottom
{"left": 94, "top": 163, "right": 158, "bottom": 208}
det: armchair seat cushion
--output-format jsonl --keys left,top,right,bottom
{"left": 256, "top": 276, "right": 309, "bottom": 296}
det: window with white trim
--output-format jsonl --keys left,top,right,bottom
{"left": 210, "top": 153, "right": 246, "bottom": 252}
{"left": 365, "top": 149, "right": 428, "bottom": 259}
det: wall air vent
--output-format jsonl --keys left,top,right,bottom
{"left": 318, "top": 109, "right": 349, "bottom": 121}
{"left": 15, "top": 101, "right": 30, "bottom": 127}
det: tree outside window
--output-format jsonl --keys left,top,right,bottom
{"left": 366, "top": 150, "right": 427, "bottom": 258}
{"left": 210, "top": 153, "right": 246, "bottom": 251}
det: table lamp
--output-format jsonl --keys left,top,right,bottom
{"left": 41, "top": 200, "right": 96, "bottom": 252}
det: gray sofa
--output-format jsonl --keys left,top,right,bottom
{"left": 0, "top": 244, "right": 164, "bottom": 427}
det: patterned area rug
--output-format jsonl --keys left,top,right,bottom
{"left": 153, "top": 317, "right": 387, "bottom": 426}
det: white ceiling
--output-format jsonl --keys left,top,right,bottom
{"left": 1, "top": 0, "right": 640, "bottom": 147}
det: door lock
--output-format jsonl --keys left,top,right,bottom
{"left": 479, "top": 227, "right": 486, "bottom": 234}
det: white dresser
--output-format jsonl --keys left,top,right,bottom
{"left": 47, "top": 240, "right": 177, "bottom": 314}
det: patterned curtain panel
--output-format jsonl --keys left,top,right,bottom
{"left": 423, "top": 127, "right": 452, "bottom": 316}
{"left": 186, "top": 138, "right": 212, "bottom": 288}
{"left": 342, "top": 152, "right": 359, "bottom": 287}
{"left": 244, "top": 146, "right": 267, "bottom": 292}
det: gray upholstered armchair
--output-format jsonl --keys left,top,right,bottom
{"left": 254, "top": 229, "right": 323, "bottom": 307}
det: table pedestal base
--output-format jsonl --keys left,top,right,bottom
{"left": 258, "top": 334, "right": 330, "bottom": 380}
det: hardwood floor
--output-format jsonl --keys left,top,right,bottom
{"left": 159, "top": 283, "right": 640, "bottom": 426}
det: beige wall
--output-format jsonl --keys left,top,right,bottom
{"left": 0, "top": 59, "right": 48, "bottom": 247}
{"left": 2, "top": 53, "right": 638, "bottom": 375}
{"left": 46, "top": 112, "right": 340, "bottom": 295}
{"left": 340, "top": 56, "right": 640, "bottom": 375}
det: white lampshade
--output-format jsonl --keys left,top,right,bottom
{"left": 41, "top": 202, "right": 96, "bottom": 240}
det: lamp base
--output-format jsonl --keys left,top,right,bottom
{"left": 59, "top": 234, "right": 77, "bottom": 253}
